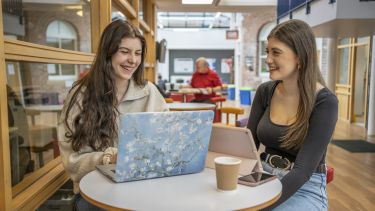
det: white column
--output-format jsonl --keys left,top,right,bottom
{"left": 367, "top": 36, "right": 375, "bottom": 136}
{"left": 234, "top": 13, "right": 243, "bottom": 101}
{"left": 326, "top": 38, "right": 337, "bottom": 92}
{"left": 235, "top": 40, "right": 241, "bottom": 101}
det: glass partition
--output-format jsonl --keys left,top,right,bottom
{"left": 112, "top": 3, "right": 127, "bottom": 21}
{"left": 338, "top": 48, "right": 349, "bottom": 84}
{"left": 2, "top": 0, "right": 91, "bottom": 53}
{"left": 6, "top": 60, "right": 90, "bottom": 187}
{"left": 139, "top": 0, "right": 144, "bottom": 20}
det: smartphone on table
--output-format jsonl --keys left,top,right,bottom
{"left": 238, "top": 172, "right": 277, "bottom": 187}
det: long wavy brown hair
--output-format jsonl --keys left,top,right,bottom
{"left": 268, "top": 19, "right": 326, "bottom": 150}
{"left": 64, "top": 20, "right": 147, "bottom": 152}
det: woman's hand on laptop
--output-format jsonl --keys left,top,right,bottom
{"left": 102, "top": 147, "right": 118, "bottom": 165}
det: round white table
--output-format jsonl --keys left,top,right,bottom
{"left": 168, "top": 102, "right": 216, "bottom": 111}
{"left": 80, "top": 168, "right": 282, "bottom": 211}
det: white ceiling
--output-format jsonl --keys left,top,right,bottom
{"left": 154, "top": 0, "right": 276, "bottom": 12}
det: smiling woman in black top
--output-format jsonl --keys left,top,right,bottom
{"left": 248, "top": 20, "right": 338, "bottom": 210}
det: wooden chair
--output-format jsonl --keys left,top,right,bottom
{"left": 211, "top": 96, "right": 226, "bottom": 123}
{"left": 28, "top": 125, "right": 58, "bottom": 167}
{"left": 326, "top": 165, "right": 334, "bottom": 184}
{"left": 170, "top": 93, "right": 183, "bottom": 102}
{"left": 220, "top": 106, "right": 245, "bottom": 126}
{"left": 185, "top": 94, "right": 195, "bottom": 102}
{"left": 211, "top": 96, "right": 226, "bottom": 108}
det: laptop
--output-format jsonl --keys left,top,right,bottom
{"left": 96, "top": 110, "right": 214, "bottom": 183}
{"left": 207, "top": 124, "right": 263, "bottom": 174}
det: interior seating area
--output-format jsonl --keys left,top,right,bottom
{"left": 1, "top": 0, "right": 375, "bottom": 210}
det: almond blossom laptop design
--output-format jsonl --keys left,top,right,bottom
{"left": 96, "top": 111, "right": 214, "bottom": 183}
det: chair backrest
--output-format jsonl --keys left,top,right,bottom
{"left": 220, "top": 106, "right": 245, "bottom": 126}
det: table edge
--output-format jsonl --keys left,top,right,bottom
{"left": 80, "top": 190, "right": 129, "bottom": 211}
{"left": 238, "top": 192, "right": 281, "bottom": 211}
{"left": 80, "top": 171, "right": 281, "bottom": 211}
{"left": 169, "top": 107, "right": 215, "bottom": 111}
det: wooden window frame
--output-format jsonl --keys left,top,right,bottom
{"left": 3, "top": 43, "right": 94, "bottom": 210}
{"left": 0, "top": 2, "right": 94, "bottom": 211}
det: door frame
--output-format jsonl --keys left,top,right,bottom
{"left": 351, "top": 37, "right": 371, "bottom": 126}
{"left": 335, "top": 37, "right": 371, "bottom": 125}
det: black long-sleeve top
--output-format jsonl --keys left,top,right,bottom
{"left": 247, "top": 81, "right": 338, "bottom": 209}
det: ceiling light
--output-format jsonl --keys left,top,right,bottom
{"left": 182, "top": 0, "right": 214, "bottom": 5}
{"left": 65, "top": 5, "right": 82, "bottom": 10}
{"left": 159, "top": 16, "right": 214, "bottom": 21}
{"left": 76, "top": 10, "right": 83, "bottom": 17}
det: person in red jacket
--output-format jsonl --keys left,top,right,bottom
{"left": 185, "top": 57, "right": 222, "bottom": 103}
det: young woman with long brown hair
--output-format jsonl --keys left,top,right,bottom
{"left": 58, "top": 20, "right": 168, "bottom": 210}
{"left": 248, "top": 19, "right": 338, "bottom": 210}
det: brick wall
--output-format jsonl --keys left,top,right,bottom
{"left": 239, "top": 10, "right": 275, "bottom": 87}
{"left": 22, "top": 3, "right": 91, "bottom": 102}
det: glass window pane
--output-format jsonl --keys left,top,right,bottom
{"left": 2, "top": 1, "right": 91, "bottom": 53}
{"left": 157, "top": 12, "right": 232, "bottom": 29}
{"left": 139, "top": 0, "right": 144, "bottom": 20}
{"left": 6, "top": 60, "right": 89, "bottom": 187}
{"left": 47, "top": 64, "right": 59, "bottom": 75}
{"left": 61, "top": 64, "right": 76, "bottom": 75}
{"left": 357, "top": 36, "right": 369, "bottom": 44}
{"left": 61, "top": 39, "right": 76, "bottom": 50}
{"left": 261, "top": 58, "right": 268, "bottom": 73}
{"left": 338, "top": 48, "right": 349, "bottom": 84}
{"left": 258, "top": 22, "right": 276, "bottom": 40}
{"left": 46, "top": 38, "right": 59, "bottom": 48}
{"left": 261, "top": 41, "right": 267, "bottom": 56}
{"left": 112, "top": 3, "right": 127, "bottom": 21}
{"left": 339, "top": 38, "right": 350, "bottom": 45}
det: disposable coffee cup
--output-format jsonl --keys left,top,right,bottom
{"left": 214, "top": 156, "right": 241, "bottom": 192}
